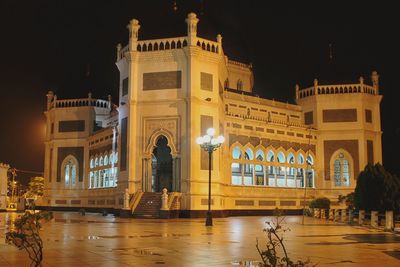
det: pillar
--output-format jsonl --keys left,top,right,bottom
{"left": 321, "top": 209, "right": 326, "bottom": 219}
{"left": 371, "top": 71, "right": 379, "bottom": 94}
{"left": 348, "top": 209, "right": 353, "bottom": 224}
{"left": 385, "top": 211, "right": 394, "bottom": 231}
{"left": 172, "top": 157, "right": 181, "bottom": 192}
{"left": 46, "top": 91, "right": 54, "bottom": 110}
{"left": 216, "top": 34, "right": 222, "bottom": 54}
{"left": 371, "top": 211, "right": 379, "bottom": 227}
{"left": 329, "top": 209, "right": 334, "bottom": 220}
{"left": 127, "top": 19, "right": 140, "bottom": 52}
{"left": 142, "top": 157, "right": 152, "bottom": 192}
{"left": 341, "top": 209, "right": 347, "bottom": 222}
{"left": 185, "top": 13, "right": 199, "bottom": 46}
{"left": 359, "top": 210, "right": 365, "bottom": 225}
{"left": 334, "top": 209, "right": 340, "bottom": 221}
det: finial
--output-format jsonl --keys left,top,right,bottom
{"left": 216, "top": 34, "right": 222, "bottom": 44}
{"left": 88, "top": 92, "right": 92, "bottom": 99}
{"left": 185, "top": 12, "right": 199, "bottom": 45}
{"left": 108, "top": 95, "right": 112, "bottom": 109}
{"left": 127, "top": 19, "right": 140, "bottom": 51}
{"left": 313, "top": 79, "right": 318, "bottom": 87}
{"left": 359, "top": 76, "right": 364, "bottom": 84}
{"left": 371, "top": 71, "right": 379, "bottom": 93}
{"left": 46, "top": 90, "right": 54, "bottom": 110}
{"left": 116, "top": 43, "right": 122, "bottom": 61}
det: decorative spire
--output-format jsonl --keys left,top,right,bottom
{"left": 185, "top": 13, "right": 199, "bottom": 46}
{"left": 371, "top": 71, "right": 379, "bottom": 93}
{"left": 116, "top": 43, "right": 122, "bottom": 61}
{"left": 127, "top": 19, "right": 140, "bottom": 52}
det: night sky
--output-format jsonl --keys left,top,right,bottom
{"left": 1, "top": 1, "right": 398, "bottom": 184}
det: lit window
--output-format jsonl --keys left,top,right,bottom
{"left": 255, "top": 149, "right": 264, "bottom": 161}
{"left": 232, "top": 147, "right": 241, "bottom": 159}
{"left": 333, "top": 152, "right": 350, "bottom": 187}
{"left": 245, "top": 148, "right": 254, "bottom": 160}
{"left": 297, "top": 153, "right": 304, "bottom": 165}
{"left": 231, "top": 162, "right": 242, "bottom": 185}
{"left": 267, "top": 151, "right": 274, "bottom": 162}
{"left": 104, "top": 155, "right": 109, "bottom": 165}
{"left": 62, "top": 156, "right": 78, "bottom": 188}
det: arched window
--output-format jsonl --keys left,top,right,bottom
{"left": 255, "top": 149, "right": 264, "bottom": 161}
{"left": 333, "top": 152, "right": 350, "bottom": 186}
{"left": 287, "top": 153, "right": 295, "bottom": 164}
{"left": 115, "top": 152, "right": 118, "bottom": 163}
{"left": 237, "top": 79, "right": 243, "bottom": 91}
{"left": 266, "top": 151, "right": 275, "bottom": 162}
{"left": 244, "top": 148, "right": 254, "bottom": 160}
{"left": 243, "top": 148, "right": 254, "bottom": 185}
{"left": 297, "top": 153, "right": 305, "bottom": 165}
{"left": 277, "top": 152, "right": 285, "bottom": 163}
{"left": 286, "top": 153, "right": 296, "bottom": 187}
{"left": 90, "top": 158, "right": 94, "bottom": 169}
{"left": 232, "top": 146, "right": 241, "bottom": 159}
{"left": 104, "top": 155, "right": 109, "bottom": 165}
{"left": 99, "top": 156, "right": 104, "bottom": 166}
{"left": 306, "top": 155, "right": 314, "bottom": 165}
{"left": 224, "top": 79, "right": 229, "bottom": 89}
{"left": 110, "top": 153, "right": 114, "bottom": 164}
{"left": 95, "top": 157, "right": 99, "bottom": 167}
{"left": 62, "top": 156, "right": 78, "bottom": 188}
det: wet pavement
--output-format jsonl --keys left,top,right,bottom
{"left": 0, "top": 212, "right": 399, "bottom": 266}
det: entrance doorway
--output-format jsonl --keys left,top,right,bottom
{"left": 151, "top": 136, "right": 173, "bottom": 192}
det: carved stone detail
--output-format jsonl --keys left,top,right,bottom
{"left": 143, "top": 117, "right": 180, "bottom": 155}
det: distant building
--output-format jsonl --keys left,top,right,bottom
{"left": 41, "top": 13, "right": 382, "bottom": 217}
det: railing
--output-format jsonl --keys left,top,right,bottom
{"left": 129, "top": 190, "right": 144, "bottom": 213}
{"left": 225, "top": 111, "right": 308, "bottom": 129}
{"left": 311, "top": 208, "right": 398, "bottom": 231}
{"left": 167, "top": 192, "right": 182, "bottom": 210}
{"left": 224, "top": 89, "right": 302, "bottom": 111}
{"left": 196, "top": 37, "right": 220, "bottom": 54}
{"left": 49, "top": 97, "right": 111, "bottom": 110}
{"left": 297, "top": 83, "right": 378, "bottom": 100}
{"left": 228, "top": 59, "right": 251, "bottom": 69}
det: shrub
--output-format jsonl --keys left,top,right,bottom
{"left": 6, "top": 211, "right": 53, "bottom": 267}
{"left": 256, "top": 209, "right": 315, "bottom": 266}
{"left": 309, "top": 197, "right": 330, "bottom": 210}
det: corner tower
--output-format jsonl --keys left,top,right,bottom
{"left": 296, "top": 72, "right": 382, "bottom": 197}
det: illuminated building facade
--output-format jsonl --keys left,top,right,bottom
{"left": 42, "top": 13, "right": 382, "bottom": 216}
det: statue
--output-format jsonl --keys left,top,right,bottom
{"left": 123, "top": 188, "right": 129, "bottom": 210}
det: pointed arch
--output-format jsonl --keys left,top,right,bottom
{"left": 145, "top": 129, "right": 178, "bottom": 156}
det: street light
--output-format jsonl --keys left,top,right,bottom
{"left": 196, "top": 128, "right": 224, "bottom": 226}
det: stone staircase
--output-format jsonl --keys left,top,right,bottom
{"left": 132, "top": 192, "right": 162, "bottom": 218}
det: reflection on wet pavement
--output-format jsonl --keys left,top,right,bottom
{"left": 0, "top": 212, "right": 399, "bottom": 266}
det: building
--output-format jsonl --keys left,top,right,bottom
{"left": 41, "top": 13, "right": 382, "bottom": 217}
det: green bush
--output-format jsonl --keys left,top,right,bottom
{"left": 355, "top": 163, "right": 400, "bottom": 212}
{"left": 309, "top": 197, "right": 331, "bottom": 209}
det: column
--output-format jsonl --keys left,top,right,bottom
{"left": 359, "top": 210, "right": 365, "bottom": 225}
{"left": 172, "top": 156, "right": 181, "bottom": 192}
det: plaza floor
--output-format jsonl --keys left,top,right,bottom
{"left": 0, "top": 211, "right": 399, "bottom": 266}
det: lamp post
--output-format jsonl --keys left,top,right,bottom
{"left": 196, "top": 128, "right": 224, "bottom": 226}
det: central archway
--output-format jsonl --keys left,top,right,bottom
{"left": 151, "top": 136, "right": 173, "bottom": 192}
